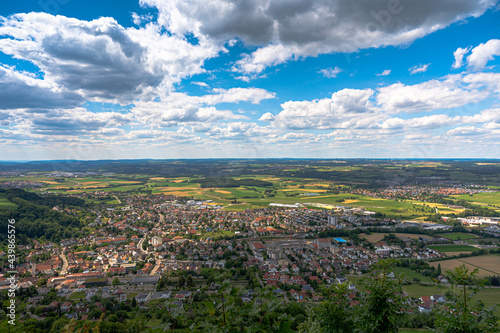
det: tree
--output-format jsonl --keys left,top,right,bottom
{"left": 177, "top": 275, "right": 186, "bottom": 288}
{"left": 356, "top": 259, "right": 407, "bottom": 333}
{"left": 186, "top": 275, "right": 194, "bottom": 288}
{"left": 433, "top": 264, "right": 500, "bottom": 333}
{"left": 301, "top": 283, "right": 355, "bottom": 333}
{"left": 112, "top": 278, "right": 120, "bottom": 286}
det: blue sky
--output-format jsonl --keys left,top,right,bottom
{"left": 1, "top": 0, "right": 500, "bottom": 160}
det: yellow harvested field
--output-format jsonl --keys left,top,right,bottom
{"left": 430, "top": 256, "right": 500, "bottom": 277}
{"left": 261, "top": 177, "right": 281, "bottom": 181}
{"left": 360, "top": 233, "right": 385, "bottom": 243}
{"left": 360, "top": 232, "right": 432, "bottom": 243}
{"left": 171, "top": 179, "right": 187, "bottom": 183}
{"left": 215, "top": 190, "right": 232, "bottom": 194}
{"left": 442, "top": 251, "right": 474, "bottom": 257}
{"left": 311, "top": 183, "right": 330, "bottom": 187}
{"left": 83, "top": 185, "right": 108, "bottom": 188}
{"left": 459, "top": 255, "right": 500, "bottom": 274}
{"left": 111, "top": 181, "right": 141, "bottom": 184}
{"left": 149, "top": 177, "right": 166, "bottom": 180}
{"left": 343, "top": 199, "right": 359, "bottom": 204}
{"left": 81, "top": 181, "right": 101, "bottom": 185}
{"left": 157, "top": 187, "right": 198, "bottom": 191}
{"left": 162, "top": 190, "right": 202, "bottom": 196}
{"left": 40, "top": 181, "right": 59, "bottom": 184}
{"left": 280, "top": 189, "right": 326, "bottom": 192}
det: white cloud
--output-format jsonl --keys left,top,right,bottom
{"left": 131, "top": 88, "right": 274, "bottom": 127}
{"left": 376, "top": 69, "right": 391, "bottom": 76}
{"left": 258, "top": 112, "right": 275, "bottom": 122}
{"left": 141, "top": 0, "right": 497, "bottom": 74}
{"left": 466, "top": 39, "right": 500, "bottom": 71}
{"left": 380, "top": 114, "right": 460, "bottom": 130}
{"left": 376, "top": 77, "right": 488, "bottom": 113}
{"left": 452, "top": 46, "right": 471, "bottom": 69}
{"left": 0, "top": 12, "right": 221, "bottom": 104}
{"left": 461, "top": 108, "right": 500, "bottom": 124}
{"left": 409, "top": 63, "right": 430, "bottom": 75}
{"left": 445, "top": 126, "right": 485, "bottom": 136}
{"left": 319, "top": 67, "right": 343, "bottom": 78}
{"left": 192, "top": 81, "right": 209, "bottom": 87}
{"left": 264, "top": 88, "right": 377, "bottom": 130}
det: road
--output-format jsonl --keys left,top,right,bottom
{"left": 150, "top": 260, "right": 162, "bottom": 275}
{"left": 255, "top": 272, "right": 264, "bottom": 288}
{"left": 114, "top": 195, "right": 122, "bottom": 204}
{"left": 60, "top": 249, "right": 69, "bottom": 275}
{"left": 138, "top": 233, "right": 149, "bottom": 254}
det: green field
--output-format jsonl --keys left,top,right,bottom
{"left": 391, "top": 267, "right": 434, "bottom": 283}
{"left": 0, "top": 193, "right": 17, "bottom": 210}
{"left": 68, "top": 291, "right": 86, "bottom": 300}
{"left": 1, "top": 172, "right": 494, "bottom": 220}
{"left": 437, "top": 233, "right": 478, "bottom": 241}
{"left": 452, "top": 192, "right": 500, "bottom": 209}
{"left": 427, "top": 245, "right": 478, "bottom": 252}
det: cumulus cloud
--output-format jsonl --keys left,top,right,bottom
{"left": 141, "top": 0, "right": 498, "bottom": 74}
{"left": 131, "top": 87, "right": 274, "bottom": 127}
{"left": 0, "top": 12, "right": 221, "bottom": 104}
{"left": 409, "top": 63, "right": 430, "bottom": 75}
{"left": 380, "top": 114, "right": 460, "bottom": 130}
{"left": 17, "top": 107, "right": 133, "bottom": 136}
{"left": 262, "top": 88, "right": 377, "bottom": 130}
{"left": 466, "top": 39, "right": 500, "bottom": 70}
{"left": 445, "top": 126, "right": 485, "bottom": 136}
{"left": 376, "top": 77, "right": 488, "bottom": 113}
{"left": 452, "top": 46, "right": 471, "bottom": 69}
{"left": 0, "top": 65, "right": 83, "bottom": 110}
{"left": 319, "top": 67, "right": 343, "bottom": 78}
{"left": 263, "top": 73, "right": 500, "bottom": 132}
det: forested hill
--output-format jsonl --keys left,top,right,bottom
{"left": 0, "top": 189, "right": 86, "bottom": 244}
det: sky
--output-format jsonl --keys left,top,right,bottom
{"left": 1, "top": 0, "right": 500, "bottom": 160}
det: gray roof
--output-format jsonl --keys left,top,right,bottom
{"left": 130, "top": 275, "right": 160, "bottom": 284}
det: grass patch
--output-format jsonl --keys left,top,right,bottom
{"left": 427, "top": 245, "right": 478, "bottom": 252}
{"left": 0, "top": 193, "right": 17, "bottom": 210}
{"left": 391, "top": 267, "right": 434, "bottom": 283}
{"left": 452, "top": 192, "right": 500, "bottom": 208}
{"left": 68, "top": 291, "right": 86, "bottom": 300}
{"left": 437, "top": 233, "right": 478, "bottom": 241}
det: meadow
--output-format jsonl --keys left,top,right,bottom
{"left": 437, "top": 233, "right": 478, "bottom": 240}
{"left": 452, "top": 192, "right": 500, "bottom": 210}
{"left": 0, "top": 193, "right": 17, "bottom": 210}
{"left": 427, "top": 245, "right": 478, "bottom": 252}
